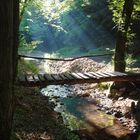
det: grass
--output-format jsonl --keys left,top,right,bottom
{"left": 18, "top": 59, "right": 39, "bottom": 75}
{"left": 126, "top": 55, "right": 140, "bottom": 72}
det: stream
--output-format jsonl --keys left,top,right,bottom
{"left": 41, "top": 84, "right": 88, "bottom": 130}
{"left": 40, "top": 84, "right": 136, "bottom": 139}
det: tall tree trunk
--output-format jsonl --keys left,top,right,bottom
{"left": 114, "top": 31, "right": 126, "bottom": 72}
{"left": 13, "top": 0, "right": 19, "bottom": 78}
{"left": 0, "top": 1, "right": 19, "bottom": 139}
{"left": 114, "top": 0, "right": 134, "bottom": 72}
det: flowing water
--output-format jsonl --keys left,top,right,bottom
{"left": 41, "top": 85, "right": 88, "bottom": 130}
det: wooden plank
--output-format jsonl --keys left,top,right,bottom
{"left": 17, "top": 72, "right": 140, "bottom": 87}
{"left": 33, "top": 75, "right": 40, "bottom": 82}
{"left": 63, "top": 73, "right": 76, "bottom": 80}
{"left": 96, "top": 72, "right": 109, "bottom": 77}
{"left": 71, "top": 72, "right": 83, "bottom": 79}
{"left": 26, "top": 75, "right": 34, "bottom": 83}
{"left": 102, "top": 72, "right": 116, "bottom": 77}
{"left": 89, "top": 72, "right": 103, "bottom": 78}
{"left": 77, "top": 73, "right": 90, "bottom": 79}
{"left": 84, "top": 72, "right": 97, "bottom": 79}
{"left": 44, "top": 74, "right": 55, "bottom": 81}
{"left": 59, "top": 73, "right": 69, "bottom": 80}
{"left": 38, "top": 74, "right": 46, "bottom": 82}
{"left": 51, "top": 74, "right": 63, "bottom": 80}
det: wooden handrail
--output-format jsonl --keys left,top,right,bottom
{"left": 18, "top": 53, "right": 113, "bottom": 61}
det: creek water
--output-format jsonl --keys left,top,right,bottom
{"left": 40, "top": 84, "right": 115, "bottom": 130}
{"left": 41, "top": 85, "right": 89, "bottom": 130}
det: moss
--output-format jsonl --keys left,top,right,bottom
{"left": 98, "top": 82, "right": 110, "bottom": 91}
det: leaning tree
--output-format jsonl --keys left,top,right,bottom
{"left": 0, "top": 0, "right": 19, "bottom": 139}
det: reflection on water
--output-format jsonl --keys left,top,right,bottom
{"left": 41, "top": 85, "right": 115, "bottom": 131}
{"left": 41, "top": 85, "right": 89, "bottom": 130}
{"left": 40, "top": 74, "right": 133, "bottom": 140}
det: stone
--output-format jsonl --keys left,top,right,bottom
{"left": 105, "top": 110, "right": 111, "bottom": 115}
{"left": 52, "top": 96, "right": 59, "bottom": 99}
{"left": 67, "top": 95, "right": 73, "bottom": 98}
{"left": 78, "top": 104, "right": 132, "bottom": 139}
{"left": 55, "top": 99, "right": 60, "bottom": 103}
{"left": 82, "top": 93, "right": 90, "bottom": 97}
{"left": 60, "top": 102, "right": 64, "bottom": 105}
{"left": 124, "top": 112, "right": 132, "bottom": 119}
{"left": 114, "top": 112, "right": 123, "bottom": 118}
{"left": 118, "top": 97, "right": 123, "bottom": 101}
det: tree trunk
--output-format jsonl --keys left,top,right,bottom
{"left": 114, "top": 31, "right": 126, "bottom": 72}
{"left": 114, "top": 0, "right": 134, "bottom": 72}
{"left": 13, "top": 0, "right": 19, "bottom": 78}
{"left": 0, "top": 1, "right": 19, "bottom": 139}
{"left": 111, "top": 0, "right": 134, "bottom": 98}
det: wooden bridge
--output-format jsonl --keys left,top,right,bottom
{"left": 17, "top": 71, "right": 140, "bottom": 87}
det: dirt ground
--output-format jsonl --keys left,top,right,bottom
{"left": 12, "top": 87, "right": 79, "bottom": 140}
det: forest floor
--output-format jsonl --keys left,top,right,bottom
{"left": 12, "top": 87, "right": 80, "bottom": 140}
{"left": 12, "top": 56, "right": 140, "bottom": 140}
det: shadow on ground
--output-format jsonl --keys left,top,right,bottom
{"left": 12, "top": 86, "right": 79, "bottom": 140}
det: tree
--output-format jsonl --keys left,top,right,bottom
{"left": 0, "top": 0, "right": 19, "bottom": 139}
{"left": 20, "top": 0, "right": 32, "bottom": 21}
{"left": 109, "top": 0, "right": 138, "bottom": 72}
{"left": 109, "top": 0, "right": 140, "bottom": 72}
{"left": 114, "top": 0, "right": 134, "bottom": 72}
{"left": 108, "top": 0, "right": 140, "bottom": 98}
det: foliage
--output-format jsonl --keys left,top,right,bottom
{"left": 62, "top": 112, "right": 86, "bottom": 130}
{"left": 18, "top": 59, "right": 39, "bottom": 75}
{"left": 19, "top": 0, "right": 116, "bottom": 58}
{"left": 60, "top": 128, "right": 80, "bottom": 140}
{"left": 19, "top": 36, "right": 42, "bottom": 53}
{"left": 126, "top": 54, "right": 136, "bottom": 67}
{"left": 98, "top": 82, "right": 110, "bottom": 91}
{"left": 108, "top": 0, "right": 139, "bottom": 46}
{"left": 57, "top": 47, "right": 81, "bottom": 57}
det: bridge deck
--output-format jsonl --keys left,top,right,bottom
{"left": 17, "top": 71, "right": 140, "bottom": 87}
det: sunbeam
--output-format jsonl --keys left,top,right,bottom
{"left": 20, "top": 0, "right": 115, "bottom": 58}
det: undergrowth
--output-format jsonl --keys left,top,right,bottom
{"left": 18, "top": 59, "right": 39, "bottom": 75}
